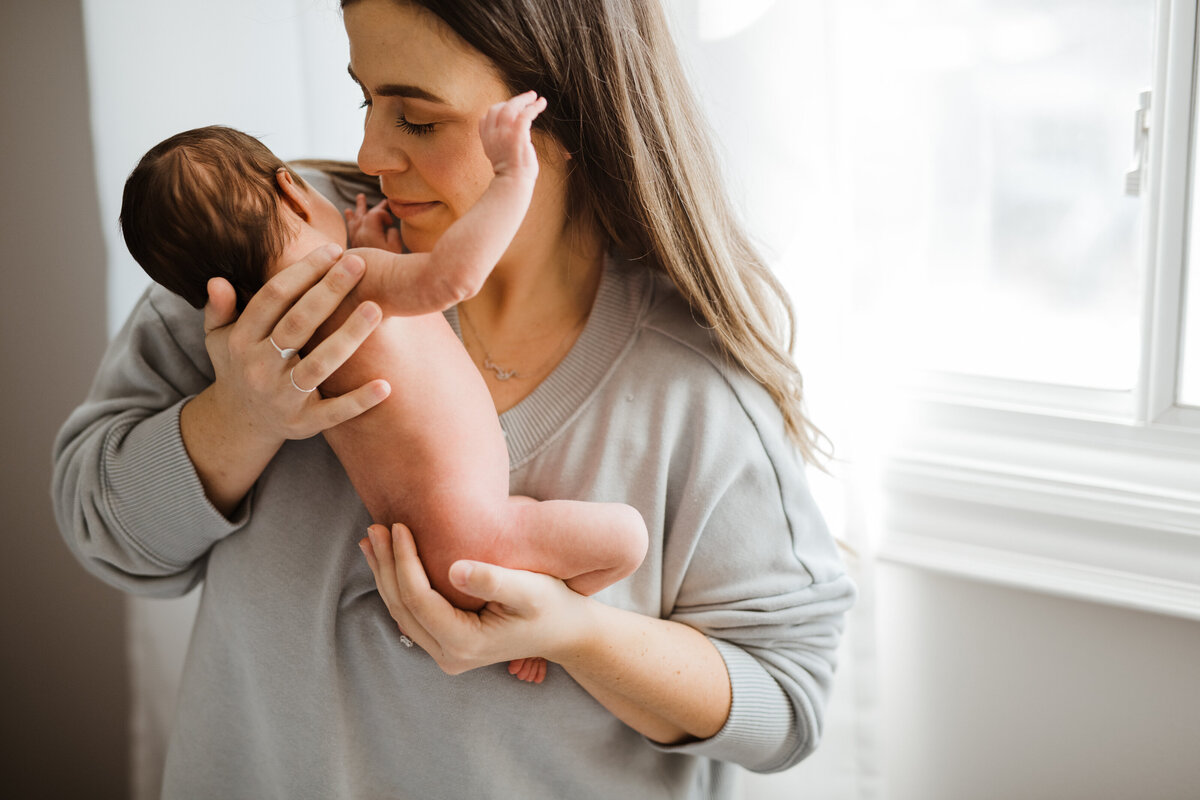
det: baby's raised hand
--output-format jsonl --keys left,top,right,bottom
{"left": 479, "top": 91, "right": 547, "bottom": 181}
{"left": 345, "top": 193, "right": 403, "bottom": 253}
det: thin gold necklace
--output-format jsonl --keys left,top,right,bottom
{"left": 458, "top": 304, "right": 587, "bottom": 382}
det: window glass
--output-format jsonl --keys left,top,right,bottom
{"left": 670, "top": 0, "right": 1157, "bottom": 393}
{"left": 832, "top": 0, "right": 1156, "bottom": 390}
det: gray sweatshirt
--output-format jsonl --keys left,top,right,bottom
{"left": 53, "top": 246, "right": 855, "bottom": 799}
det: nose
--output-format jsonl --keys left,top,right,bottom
{"left": 357, "top": 112, "right": 410, "bottom": 177}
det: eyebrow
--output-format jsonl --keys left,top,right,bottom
{"left": 347, "top": 65, "right": 448, "bottom": 104}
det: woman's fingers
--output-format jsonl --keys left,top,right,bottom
{"left": 303, "top": 378, "right": 391, "bottom": 432}
{"left": 269, "top": 252, "right": 367, "bottom": 351}
{"left": 203, "top": 277, "right": 239, "bottom": 334}
{"left": 389, "top": 522, "right": 448, "bottom": 615}
{"left": 288, "top": 299, "right": 381, "bottom": 392}
{"left": 362, "top": 525, "right": 435, "bottom": 646}
{"left": 238, "top": 243, "right": 348, "bottom": 343}
{"left": 447, "top": 558, "right": 539, "bottom": 610}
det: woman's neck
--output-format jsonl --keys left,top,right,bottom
{"left": 457, "top": 220, "right": 606, "bottom": 411}
{"left": 465, "top": 221, "right": 605, "bottom": 335}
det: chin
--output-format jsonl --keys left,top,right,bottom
{"left": 398, "top": 225, "right": 438, "bottom": 254}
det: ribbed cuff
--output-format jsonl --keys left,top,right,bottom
{"left": 103, "top": 399, "right": 248, "bottom": 568}
{"left": 647, "top": 638, "right": 800, "bottom": 772}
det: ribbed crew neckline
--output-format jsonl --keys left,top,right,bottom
{"left": 446, "top": 256, "right": 652, "bottom": 468}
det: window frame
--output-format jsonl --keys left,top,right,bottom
{"left": 875, "top": 0, "right": 1200, "bottom": 621}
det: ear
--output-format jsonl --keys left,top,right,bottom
{"left": 531, "top": 130, "right": 572, "bottom": 167}
{"left": 275, "top": 168, "right": 312, "bottom": 222}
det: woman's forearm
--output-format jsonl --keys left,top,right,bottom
{"left": 180, "top": 386, "right": 282, "bottom": 517}
{"left": 557, "top": 601, "right": 732, "bottom": 744}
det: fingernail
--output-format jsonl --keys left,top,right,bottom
{"left": 452, "top": 562, "right": 473, "bottom": 586}
{"left": 323, "top": 243, "right": 344, "bottom": 260}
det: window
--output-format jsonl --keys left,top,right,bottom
{"left": 666, "top": 0, "right": 1200, "bottom": 619}
{"left": 869, "top": 0, "right": 1200, "bottom": 620}
{"left": 1180, "top": 42, "right": 1200, "bottom": 407}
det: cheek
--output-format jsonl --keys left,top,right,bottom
{"left": 427, "top": 132, "right": 496, "bottom": 216}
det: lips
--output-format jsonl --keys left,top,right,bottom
{"left": 387, "top": 199, "right": 440, "bottom": 220}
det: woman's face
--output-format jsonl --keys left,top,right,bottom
{"left": 344, "top": 0, "right": 512, "bottom": 254}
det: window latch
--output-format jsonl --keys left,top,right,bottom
{"left": 1124, "top": 89, "right": 1151, "bottom": 197}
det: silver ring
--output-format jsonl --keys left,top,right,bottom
{"left": 269, "top": 336, "right": 299, "bottom": 361}
{"left": 289, "top": 367, "right": 316, "bottom": 393}
{"left": 398, "top": 634, "right": 414, "bottom": 648}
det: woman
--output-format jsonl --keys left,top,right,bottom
{"left": 52, "top": 0, "right": 854, "bottom": 796}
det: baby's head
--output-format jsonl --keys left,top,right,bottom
{"left": 120, "top": 125, "right": 345, "bottom": 310}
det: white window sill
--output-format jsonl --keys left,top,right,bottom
{"left": 875, "top": 397, "right": 1200, "bottom": 620}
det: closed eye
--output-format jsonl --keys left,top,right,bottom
{"left": 395, "top": 115, "right": 436, "bottom": 136}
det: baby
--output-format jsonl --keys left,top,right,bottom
{"left": 119, "top": 93, "right": 648, "bottom": 683}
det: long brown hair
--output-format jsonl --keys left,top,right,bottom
{"left": 342, "top": 0, "right": 829, "bottom": 463}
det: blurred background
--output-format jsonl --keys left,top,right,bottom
{"left": 4, "top": 0, "right": 1199, "bottom": 797}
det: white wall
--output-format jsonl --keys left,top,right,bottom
{"left": 81, "top": 0, "right": 362, "bottom": 332}
{"left": 876, "top": 564, "right": 1200, "bottom": 799}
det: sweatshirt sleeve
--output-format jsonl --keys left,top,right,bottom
{"left": 51, "top": 286, "right": 249, "bottom": 597}
{"left": 649, "top": 365, "right": 856, "bottom": 773}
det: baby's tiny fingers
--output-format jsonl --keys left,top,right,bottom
{"left": 517, "top": 96, "right": 547, "bottom": 124}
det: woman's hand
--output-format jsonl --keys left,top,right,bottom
{"left": 180, "top": 244, "right": 392, "bottom": 515}
{"left": 360, "top": 522, "right": 731, "bottom": 743}
{"left": 202, "top": 243, "right": 390, "bottom": 441}
{"left": 359, "top": 523, "right": 591, "bottom": 677}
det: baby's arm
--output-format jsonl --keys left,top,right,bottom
{"left": 351, "top": 91, "right": 547, "bottom": 315}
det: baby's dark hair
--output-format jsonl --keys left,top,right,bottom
{"left": 120, "top": 125, "right": 305, "bottom": 310}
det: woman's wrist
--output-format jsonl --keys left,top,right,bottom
{"left": 550, "top": 598, "right": 732, "bottom": 744}
{"left": 540, "top": 592, "right": 606, "bottom": 667}
{"left": 180, "top": 385, "right": 284, "bottom": 516}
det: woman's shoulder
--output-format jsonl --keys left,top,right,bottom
{"left": 630, "top": 269, "right": 720, "bottom": 368}
{"left": 143, "top": 282, "right": 205, "bottom": 339}
{"left": 634, "top": 270, "right": 768, "bottom": 401}
{"left": 116, "top": 282, "right": 210, "bottom": 376}
{"left": 615, "top": 265, "right": 793, "bottom": 452}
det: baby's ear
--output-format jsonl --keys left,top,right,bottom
{"left": 276, "top": 168, "right": 311, "bottom": 221}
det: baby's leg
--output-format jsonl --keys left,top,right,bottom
{"left": 313, "top": 307, "right": 516, "bottom": 610}
{"left": 500, "top": 498, "right": 649, "bottom": 596}
{"left": 502, "top": 498, "right": 646, "bottom": 683}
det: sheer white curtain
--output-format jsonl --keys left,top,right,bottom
{"left": 84, "top": 1, "right": 877, "bottom": 797}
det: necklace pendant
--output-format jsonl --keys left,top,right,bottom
{"left": 483, "top": 357, "right": 518, "bottom": 381}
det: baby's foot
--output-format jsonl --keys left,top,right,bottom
{"left": 507, "top": 656, "right": 548, "bottom": 684}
